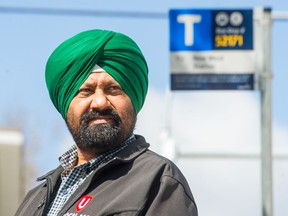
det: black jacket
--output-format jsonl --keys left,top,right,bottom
{"left": 15, "top": 135, "right": 198, "bottom": 216}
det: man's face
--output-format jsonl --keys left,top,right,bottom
{"left": 66, "top": 72, "right": 136, "bottom": 155}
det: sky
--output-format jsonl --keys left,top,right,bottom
{"left": 0, "top": 1, "right": 288, "bottom": 216}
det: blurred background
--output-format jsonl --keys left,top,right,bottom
{"left": 0, "top": 0, "right": 287, "bottom": 216}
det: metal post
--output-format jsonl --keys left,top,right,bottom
{"left": 160, "top": 88, "right": 177, "bottom": 161}
{"left": 260, "top": 8, "right": 273, "bottom": 216}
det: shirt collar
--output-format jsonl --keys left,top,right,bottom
{"left": 59, "top": 134, "right": 136, "bottom": 171}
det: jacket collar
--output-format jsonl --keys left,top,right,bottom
{"left": 37, "top": 165, "right": 63, "bottom": 182}
{"left": 37, "top": 134, "right": 149, "bottom": 180}
{"left": 113, "top": 135, "right": 149, "bottom": 162}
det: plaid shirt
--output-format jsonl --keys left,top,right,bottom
{"left": 47, "top": 135, "right": 136, "bottom": 216}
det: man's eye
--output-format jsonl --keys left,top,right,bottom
{"left": 108, "top": 86, "right": 122, "bottom": 94}
{"left": 77, "top": 88, "right": 93, "bottom": 96}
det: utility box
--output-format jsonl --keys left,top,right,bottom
{"left": 0, "top": 129, "right": 24, "bottom": 216}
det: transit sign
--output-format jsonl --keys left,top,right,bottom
{"left": 169, "top": 9, "right": 255, "bottom": 90}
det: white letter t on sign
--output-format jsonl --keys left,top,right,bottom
{"left": 177, "top": 15, "right": 202, "bottom": 46}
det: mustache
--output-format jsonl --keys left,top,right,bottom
{"left": 80, "top": 109, "right": 121, "bottom": 124}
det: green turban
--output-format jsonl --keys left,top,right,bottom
{"left": 45, "top": 29, "right": 148, "bottom": 119}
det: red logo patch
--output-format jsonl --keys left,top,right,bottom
{"left": 76, "top": 195, "right": 93, "bottom": 212}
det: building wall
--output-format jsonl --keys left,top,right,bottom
{"left": 0, "top": 129, "right": 24, "bottom": 216}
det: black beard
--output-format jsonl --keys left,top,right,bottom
{"left": 67, "top": 109, "right": 124, "bottom": 154}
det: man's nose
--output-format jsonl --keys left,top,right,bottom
{"left": 90, "top": 90, "right": 111, "bottom": 111}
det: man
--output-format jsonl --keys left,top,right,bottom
{"left": 15, "top": 29, "right": 198, "bottom": 216}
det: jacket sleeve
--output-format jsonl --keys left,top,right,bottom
{"left": 144, "top": 175, "right": 198, "bottom": 216}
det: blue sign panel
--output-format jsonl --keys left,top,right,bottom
{"left": 169, "top": 9, "right": 255, "bottom": 90}
{"left": 170, "top": 10, "right": 213, "bottom": 51}
{"left": 171, "top": 74, "right": 254, "bottom": 90}
{"left": 212, "top": 10, "right": 253, "bottom": 50}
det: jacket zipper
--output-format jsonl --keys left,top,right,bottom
{"left": 33, "top": 198, "right": 45, "bottom": 216}
{"left": 41, "top": 175, "right": 53, "bottom": 215}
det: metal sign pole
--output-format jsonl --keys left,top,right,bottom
{"left": 259, "top": 8, "right": 273, "bottom": 216}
